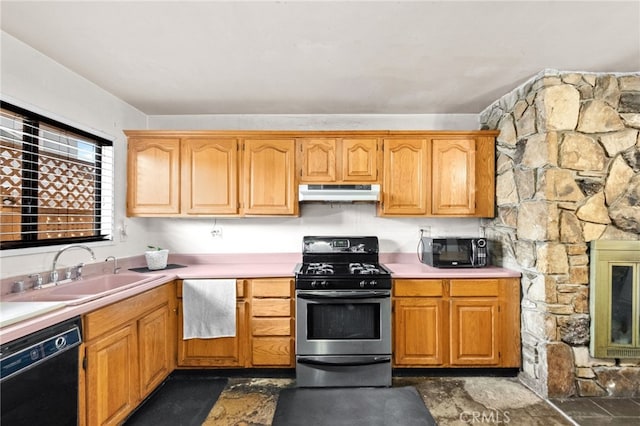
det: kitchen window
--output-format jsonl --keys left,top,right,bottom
{"left": 0, "top": 102, "right": 113, "bottom": 249}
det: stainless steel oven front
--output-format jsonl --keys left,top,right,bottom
{"left": 295, "top": 288, "right": 392, "bottom": 387}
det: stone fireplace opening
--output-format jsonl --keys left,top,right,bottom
{"left": 590, "top": 240, "right": 640, "bottom": 358}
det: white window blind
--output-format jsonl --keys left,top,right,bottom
{"left": 0, "top": 103, "right": 113, "bottom": 249}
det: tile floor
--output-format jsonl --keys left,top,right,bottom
{"left": 549, "top": 397, "right": 640, "bottom": 426}
{"left": 201, "top": 375, "right": 577, "bottom": 425}
{"left": 131, "top": 371, "right": 640, "bottom": 425}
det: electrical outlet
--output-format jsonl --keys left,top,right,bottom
{"left": 211, "top": 226, "right": 223, "bottom": 238}
{"left": 419, "top": 225, "right": 431, "bottom": 238}
{"left": 118, "top": 221, "right": 128, "bottom": 242}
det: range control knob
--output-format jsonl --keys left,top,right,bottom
{"left": 311, "top": 280, "right": 318, "bottom": 288}
{"left": 369, "top": 280, "right": 377, "bottom": 287}
{"left": 320, "top": 280, "right": 328, "bottom": 288}
{"left": 359, "top": 280, "right": 367, "bottom": 288}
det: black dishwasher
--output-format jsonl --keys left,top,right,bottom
{"left": 1, "top": 316, "right": 82, "bottom": 426}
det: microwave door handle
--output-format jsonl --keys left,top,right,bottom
{"left": 471, "top": 240, "right": 476, "bottom": 267}
{"left": 297, "top": 355, "right": 391, "bottom": 367}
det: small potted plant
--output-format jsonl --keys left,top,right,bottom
{"left": 145, "top": 245, "right": 169, "bottom": 270}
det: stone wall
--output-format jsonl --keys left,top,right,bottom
{"left": 479, "top": 69, "right": 640, "bottom": 398}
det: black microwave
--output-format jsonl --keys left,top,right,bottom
{"left": 420, "top": 237, "right": 488, "bottom": 268}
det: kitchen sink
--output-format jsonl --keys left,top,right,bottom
{"left": 48, "top": 273, "right": 157, "bottom": 296}
{"left": 3, "top": 273, "right": 164, "bottom": 305}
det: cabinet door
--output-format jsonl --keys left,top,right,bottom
{"left": 127, "top": 138, "right": 180, "bottom": 216}
{"left": 450, "top": 298, "right": 500, "bottom": 365}
{"left": 431, "top": 137, "right": 476, "bottom": 215}
{"left": 177, "top": 300, "right": 247, "bottom": 367}
{"left": 340, "top": 138, "right": 379, "bottom": 182}
{"left": 393, "top": 298, "right": 446, "bottom": 366}
{"left": 381, "top": 138, "right": 429, "bottom": 215}
{"left": 474, "top": 135, "right": 496, "bottom": 217}
{"left": 138, "top": 305, "right": 172, "bottom": 398}
{"left": 181, "top": 138, "right": 239, "bottom": 215}
{"left": 85, "top": 325, "right": 139, "bottom": 426}
{"left": 299, "top": 138, "right": 337, "bottom": 182}
{"left": 243, "top": 139, "right": 297, "bottom": 215}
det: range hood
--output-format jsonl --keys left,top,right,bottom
{"left": 298, "top": 184, "right": 380, "bottom": 202}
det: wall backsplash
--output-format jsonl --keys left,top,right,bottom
{"left": 141, "top": 203, "right": 483, "bottom": 254}
{"left": 480, "top": 69, "right": 640, "bottom": 398}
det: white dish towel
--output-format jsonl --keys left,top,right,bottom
{"left": 182, "top": 279, "right": 236, "bottom": 339}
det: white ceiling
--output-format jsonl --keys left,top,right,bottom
{"left": 1, "top": 1, "right": 639, "bottom": 115}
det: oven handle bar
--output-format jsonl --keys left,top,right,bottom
{"left": 297, "top": 355, "right": 391, "bottom": 367}
{"left": 297, "top": 290, "right": 390, "bottom": 299}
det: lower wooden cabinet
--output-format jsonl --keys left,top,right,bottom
{"left": 394, "top": 298, "right": 446, "bottom": 366}
{"left": 138, "top": 305, "right": 174, "bottom": 395}
{"left": 176, "top": 280, "right": 248, "bottom": 367}
{"left": 174, "top": 278, "right": 296, "bottom": 368}
{"left": 393, "top": 278, "right": 520, "bottom": 368}
{"left": 84, "top": 324, "right": 138, "bottom": 426}
{"left": 450, "top": 298, "right": 500, "bottom": 365}
{"left": 249, "top": 278, "right": 294, "bottom": 367}
{"left": 175, "top": 278, "right": 294, "bottom": 368}
{"left": 81, "top": 282, "right": 177, "bottom": 426}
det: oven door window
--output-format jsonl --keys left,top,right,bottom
{"left": 307, "top": 303, "right": 380, "bottom": 340}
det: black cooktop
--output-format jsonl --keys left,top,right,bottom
{"left": 298, "top": 262, "right": 391, "bottom": 277}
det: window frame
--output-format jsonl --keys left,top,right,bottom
{"left": 0, "top": 101, "right": 114, "bottom": 250}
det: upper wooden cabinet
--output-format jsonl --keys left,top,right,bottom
{"left": 243, "top": 139, "right": 297, "bottom": 216}
{"left": 126, "top": 130, "right": 495, "bottom": 218}
{"left": 380, "top": 138, "right": 430, "bottom": 215}
{"left": 127, "top": 136, "right": 181, "bottom": 216}
{"left": 126, "top": 132, "right": 297, "bottom": 217}
{"left": 298, "top": 137, "right": 380, "bottom": 183}
{"left": 380, "top": 132, "right": 496, "bottom": 217}
{"left": 431, "top": 137, "right": 475, "bottom": 215}
{"left": 181, "top": 138, "right": 239, "bottom": 215}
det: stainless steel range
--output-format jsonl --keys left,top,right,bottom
{"left": 294, "top": 236, "right": 392, "bottom": 387}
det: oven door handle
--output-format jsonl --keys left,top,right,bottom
{"left": 297, "top": 355, "right": 391, "bottom": 367}
{"left": 297, "top": 290, "right": 390, "bottom": 299}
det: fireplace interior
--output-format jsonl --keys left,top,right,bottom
{"left": 590, "top": 240, "right": 640, "bottom": 358}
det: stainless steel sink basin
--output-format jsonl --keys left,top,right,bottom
{"left": 3, "top": 273, "right": 164, "bottom": 305}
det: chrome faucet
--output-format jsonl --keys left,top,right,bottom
{"left": 66, "top": 263, "right": 86, "bottom": 280}
{"left": 51, "top": 245, "right": 96, "bottom": 284}
{"left": 105, "top": 256, "right": 121, "bottom": 274}
{"left": 29, "top": 273, "right": 43, "bottom": 289}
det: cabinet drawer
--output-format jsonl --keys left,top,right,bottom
{"left": 177, "top": 279, "right": 244, "bottom": 298}
{"left": 450, "top": 279, "right": 499, "bottom": 297}
{"left": 84, "top": 284, "right": 172, "bottom": 340}
{"left": 251, "top": 279, "right": 292, "bottom": 298}
{"left": 251, "top": 298, "right": 292, "bottom": 317}
{"left": 251, "top": 337, "right": 292, "bottom": 366}
{"left": 394, "top": 280, "right": 444, "bottom": 297}
{"left": 252, "top": 318, "right": 292, "bottom": 336}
